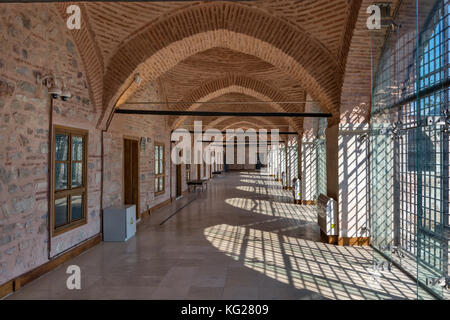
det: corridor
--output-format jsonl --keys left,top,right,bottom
{"left": 7, "top": 172, "right": 428, "bottom": 300}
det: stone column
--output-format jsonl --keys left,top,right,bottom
{"left": 297, "top": 134, "right": 302, "bottom": 180}
{"left": 325, "top": 123, "right": 339, "bottom": 202}
{"left": 283, "top": 139, "right": 289, "bottom": 189}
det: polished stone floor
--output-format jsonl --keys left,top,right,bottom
{"left": 7, "top": 171, "right": 428, "bottom": 300}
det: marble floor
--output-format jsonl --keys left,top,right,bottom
{"left": 7, "top": 171, "right": 428, "bottom": 300}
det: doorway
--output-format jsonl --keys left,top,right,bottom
{"left": 123, "top": 138, "right": 139, "bottom": 220}
{"left": 176, "top": 164, "right": 182, "bottom": 198}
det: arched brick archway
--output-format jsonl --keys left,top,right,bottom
{"left": 54, "top": 3, "right": 104, "bottom": 113}
{"left": 219, "top": 120, "right": 279, "bottom": 132}
{"left": 98, "top": 1, "right": 342, "bottom": 129}
{"left": 204, "top": 117, "right": 285, "bottom": 132}
{"left": 171, "top": 75, "right": 305, "bottom": 133}
{"left": 220, "top": 121, "right": 265, "bottom": 131}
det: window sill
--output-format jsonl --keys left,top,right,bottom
{"left": 53, "top": 219, "right": 87, "bottom": 237}
{"left": 154, "top": 191, "right": 165, "bottom": 197}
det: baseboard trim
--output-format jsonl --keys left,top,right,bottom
{"left": 0, "top": 280, "right": 14, "bottom": 300}
{"left": 142, "top": 198, "right": 172, "bottom": 218}
{"left": 301, "top": 200, "right": 317, "bottom": 205}
{"left": 0, "top": 233, "right": 101, "bottom": 299}
{"left": 319, "top": 230, "right": 371, "bottom": 246}
{"left": 338, "top": 236, "right": 371, "bottom": 246}
{"left": 320, "top": 230, "right": 338, "bottom": 244}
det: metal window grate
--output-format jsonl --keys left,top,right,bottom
{"left": 371, "top": 0, "right": 449, "bottom": 299}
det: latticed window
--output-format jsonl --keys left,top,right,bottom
{"left": 154, "top": 142, "right": 165, "bottom": 194}
{"left": 53, "top": 126, "right": 88, "bottom": 235}
{"left": 407, "top": 129, "right": 436, "bottom": 171}
{"left": 370, "top": 0, "right": 449, "bottom": 299}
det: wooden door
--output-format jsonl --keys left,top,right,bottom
{"left": 176, "top": 164, "right": 182, "bottom": 197}
{"left": 124, "top": 138, "right": 139, "bottom": 219}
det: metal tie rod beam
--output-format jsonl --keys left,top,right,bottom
{"left": 115, "top": 109, "right": 331, "bottom": 118}
{"left": 171, "top": 141, "right": 285, "bottom": 144}
{"left": 171, "top": 143, "right": 284, "bottom": 146}
{"left": 172, "top": 130, "right": 298, "bottom": 135}
{"left": 124, "top": 100, "right": 316, "bottom": 105}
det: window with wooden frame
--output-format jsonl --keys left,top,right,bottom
{"left": 154, "top": 142, "right": 165, "bottom": 195}
{"left": 53, "top": 126, "right": 88, "bottom": 236}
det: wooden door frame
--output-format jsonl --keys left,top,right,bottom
{"left": 123, "top": 136, "right": 140, "bottom": 219}
{"left": 176, "top": 164, "right": 182, "bottom": 197}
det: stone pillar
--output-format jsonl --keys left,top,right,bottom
{"left": 323, "top": 122, "right": 339, "bottom": 244}
{"left": 325, "top": 121, "right": 371, "bottom": 246}
{"left": 337, "top": 123, "right": 370, "bottom": 245}
{"left": 297, "top": 134, "right": 302, "bottom": 180}
{"left": 286, "top": 135, "right": 299, "bottom": 190}
{"left": 325, "top": 123, "right": 339, "bottom": 202}
{"left": 301, "top": 138, "right": 316, "bottom": 203}
{"left": 283, "top": 139, "right": 289, "bottom": 189}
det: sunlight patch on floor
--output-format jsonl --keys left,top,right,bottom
{"left": 224, "top": 197, "right": 317, "bottom": 222}
{"left": 204, "top": 223, "right": 419, "bottom": 300}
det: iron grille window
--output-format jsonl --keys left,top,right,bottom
{"left": 371, "top": 0, "right": 449, "bottom": 299}
{"left": 407, "top": 129, "right": 436, "bottom": 171}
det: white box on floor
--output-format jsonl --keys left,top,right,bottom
{"left": 317, "top": 194, "right": 338, "bottom": 236}
{"left": 103, "top": 205, "right": 136, "bottom": 242}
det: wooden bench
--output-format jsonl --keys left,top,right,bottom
{"left": 187, "top": 179, "right": 208, "bottom": 192}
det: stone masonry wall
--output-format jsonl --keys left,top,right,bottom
{"left": 0, "top": 4, "right": 183, "bottom": 286}
{"left": 0, "top": 4, "right": 102, "bottom": 284}
{"left": 104, "top": 80, "right": 186, "bottom": 214}
{"left": 104, "top": 112, "right": 178, "bottom": 215}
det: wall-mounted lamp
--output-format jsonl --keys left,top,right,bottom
{"left": 37, "top": 74, "right": 72, "bottom": 101}
{"left": 134, "top": 73, "right": 141, "bottom": 86}
{"left": 60, "top": 82, "right": 72, "bottom": 101}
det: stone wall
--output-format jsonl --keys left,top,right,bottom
{"left": 0, "top": 4, "right": 182, "bottom": 286}
{"left": 0, "top": 4, "right": 101, "bottom": 283}
{"left": 104, "top": 110, "right": 181, "bottom": 214}
{"left": 104, "top": 80, "right": 188, "bottom": 213}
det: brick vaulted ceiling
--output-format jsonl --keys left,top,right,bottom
{"left": 177, "top": 93, "right": 295, "bottom": 132}
{"left": 135, "top": 49, "right": 308, "bottom": 132}
{"left": 53, "top": 0, "right": 370, "bottom": 132}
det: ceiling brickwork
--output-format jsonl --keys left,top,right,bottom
{"left": 340, "top": 0, "right": 396, "bottom": 124}
{"left": 51, "top": 1, "right": 382, "bottom": 133}
{"left": 181, "top": 93, "right": 292, "bottom": 131}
